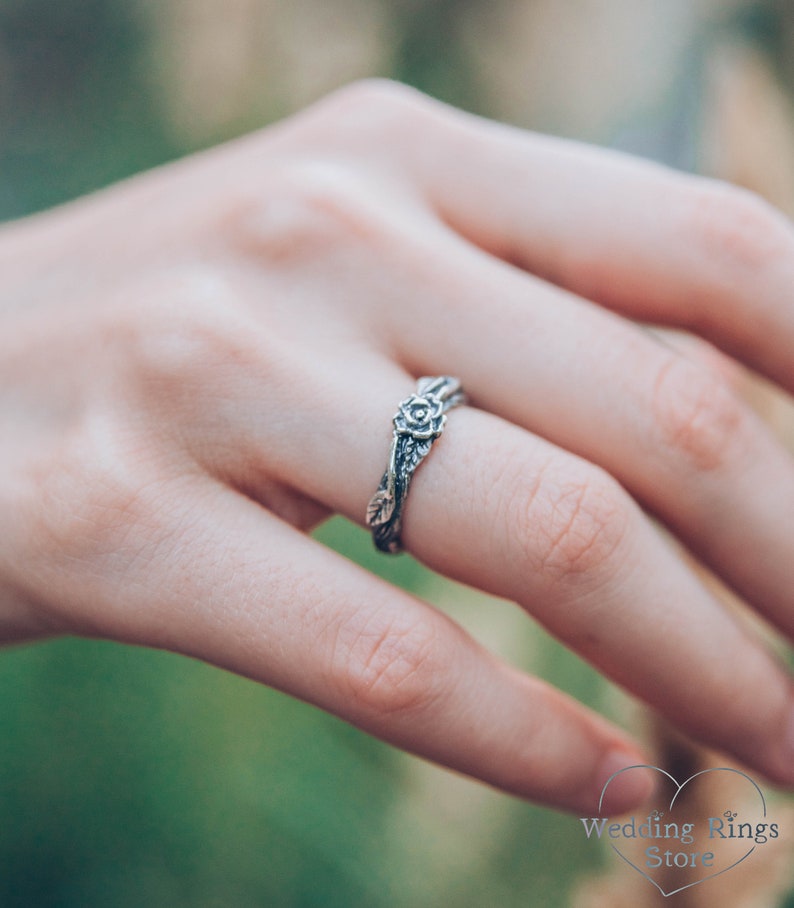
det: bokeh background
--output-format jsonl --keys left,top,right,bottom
{"left": 2, "top": 1, "right": 794, "bottom": 906}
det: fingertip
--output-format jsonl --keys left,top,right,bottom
{"left": 592, "top": 749, "right": 657, "bottom": 816}
{"left": 764, "top": 699, "right": 794, "bottom": 787}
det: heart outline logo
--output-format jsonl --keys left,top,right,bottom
{"left": 598, "top": 765, "right": 767, "bottom": 898}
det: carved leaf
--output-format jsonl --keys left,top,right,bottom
{"left": 367, "top": 488, "right": 395, "bottom": 527}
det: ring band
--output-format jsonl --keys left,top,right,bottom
{"left": 366, "top": 376, "right": 467, "bottom": 553}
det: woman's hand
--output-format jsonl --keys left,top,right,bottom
{"left": 1, "top": 80, "right": 793, "bottom": 814}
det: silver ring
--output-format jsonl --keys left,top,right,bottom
{"left": 366, "top": 376, "right": 467, "bottom": 553}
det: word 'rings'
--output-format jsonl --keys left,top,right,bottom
{"left": 366, "top": 376, "right": 467, "bottom": 554}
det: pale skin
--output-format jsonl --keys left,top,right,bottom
{"left": 1, "top": 79, "right": 794, "bottom": 815}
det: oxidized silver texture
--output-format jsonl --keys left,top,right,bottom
{"left": 367, "top": 376, "right": 466, "bottom": 553}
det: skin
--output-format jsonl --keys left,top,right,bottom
{"left": 1, "top": 79, "right": 793, "bottom": 815}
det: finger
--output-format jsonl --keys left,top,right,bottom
{"left": 394, "top": 410, "right": 794, "bottom": 788}
{"left": 15, "top": 471, "right": 653, "bottom": 815}
{"left": 379, "top": 227, "right": 794, "bottom": 641}
{"left": 393, "top": 88, "right": 794, "bottom": 390}
{"left": 240, "top": 360, "right": 794, "bottom": 787}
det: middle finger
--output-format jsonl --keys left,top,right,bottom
{"left": 386, "top": 225, "right": 794, "bottom": 642}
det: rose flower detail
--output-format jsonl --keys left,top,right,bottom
{"left": 393, "top": 393, "right": 445, "bottom": 440}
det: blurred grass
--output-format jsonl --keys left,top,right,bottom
{"left": 0, "top": 635, "right": 402, "bottom": 907}
{"left": 0, "top": 0, "right": 179, "bottom": 218}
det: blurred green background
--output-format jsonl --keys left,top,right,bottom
{"left": 1, "top": 1, "right": 794, "bottom": 906}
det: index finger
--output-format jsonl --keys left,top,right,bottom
{"left": 378, "top": 83, "right": 794, "bottom": 389}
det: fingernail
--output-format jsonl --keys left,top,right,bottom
{"left": 765, "top": 700, "right": 794, "bottom": 785}
{"left": 783, "top": 703, "right": 794, "bottom": 781}
{"left": 594, "top": 749, "right": 656, "bottom": 816}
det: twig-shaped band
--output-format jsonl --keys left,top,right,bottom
{"left": 366, "top": 376, "right": 466, "bottom": 553}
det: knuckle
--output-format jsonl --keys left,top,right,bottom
{"left": 23, "top": 427, "right": 160, "bottom": 578}
{"left": 651, "top": 355, "right": 746, "bottom": 472}
{"left": 299, "top": 79, "right": 455, "bottom": 162}
{"left": 319, "top": 78, "right": 433, "bottom": 129}
{"left": 330, "top": 609, "right": 445, "bottom": 720}
{"left": 511, "top": 463, "right": 630, "bottom": 582}
{"left": 227, "top": 160, "right": 389, "bottom": 265}
{"left": 113, "top": 270, "right": 262, "bottom": 394}
{"left": 18, "top": 429, "right": 183, "bottom": 638}
{"left": 685, "top": 181, "right": 791, "bottom": 273}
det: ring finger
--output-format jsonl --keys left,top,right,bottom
{"left": 222, "top": 342, "right": 794, "bottom": 788}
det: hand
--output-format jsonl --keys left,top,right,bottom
{"left": 1, "top": 80, "right": 793, "bottom": 814}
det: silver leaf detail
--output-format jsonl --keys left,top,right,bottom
{"left": 366, "top": 487, "right": 395, "bottom": 527}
